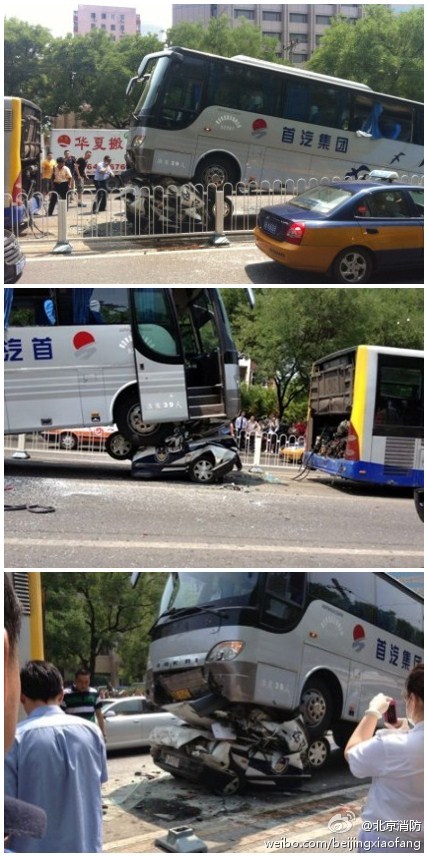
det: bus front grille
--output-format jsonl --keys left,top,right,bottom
{"left": 384, "top": 437, "right": 415, "bottom": 473}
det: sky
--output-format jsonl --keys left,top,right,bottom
{"left": 5, "top": 1, "right": 422, "bottom": 39}
{"left": 5, "top": 0, "right": 173, "bottom": 38}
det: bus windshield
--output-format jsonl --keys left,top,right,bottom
{"left": 134, "top": 56, "right": 170, "bottom": 118}
{"left": 160, "top": 572, "right": 260, "bottom": 614}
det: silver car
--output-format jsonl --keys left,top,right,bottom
{"left": 102, "top": 696, "right": 180, "bottom": 751}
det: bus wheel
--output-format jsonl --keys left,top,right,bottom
{"left": 414, "top": 488, "right": 424, "bottom": 522}
{"left": 115, "top": 392, "right": 171, "bottom": 445}
{"left": 194, "top": 156, "right": 239, "bottom": 189}
{"left": 331, "top": 247, "right": 373, "bottom": 284}
{"left": 105, "top": 432, "right": 135, "bottom": 461}
{"left": 301, "top": 679, "right": 333, "bottom": 737}
{"left": 307, "top": 736, "right": 330, "bottom": 770}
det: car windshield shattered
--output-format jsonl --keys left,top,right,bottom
{"left": 289, "top": 187, "right": 353, "bottom": 214}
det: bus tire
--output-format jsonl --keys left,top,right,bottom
{"left": 300, "top": 679, "right": 333, "bottom": 737}
{"left": 414, "top": 488, "right": 424, "bottom": 522}
{"left": 331, "top": 246, "right": 373, "bottom": 284}
{"left": 194, "top": 155, "right": 239, "bottom": 189}
{"left": 115, "top": 390, "right": 172, "bottom": 446}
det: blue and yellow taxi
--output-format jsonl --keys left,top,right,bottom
{"left": 254, "top": 174, "right": 423, "bottom": 284}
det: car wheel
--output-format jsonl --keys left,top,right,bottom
{"left": 59, "top": 432, "right": 78, "bottom": 450}
{"left": 189, "top": 455, "right": 216, "bottom": 484}
{"left": 332, "top": 247, "right": 373, "bottom": 284}
{"left": 115, "top": 390, "right": 172, "bottom": 445}
{"left": 300, "top": 679, "right": 333, "bottom": 737}
{"left": 307, "top": 736, "right": 330, "bottom": 770}
{"left": 194, "top": 155, "right": 239, "bottom": 189}
{"left": 105, "top": 432, "right": 135, "bottom": 461}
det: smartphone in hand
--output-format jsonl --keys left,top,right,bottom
{"left": 385, "top": 701, "right": 398, "bottom": 725}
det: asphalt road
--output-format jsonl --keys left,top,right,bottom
{"left": 4, "top": 454, "right": 423, "bottom": 568}
{"left": 19, "top": 241, "right": 423, "bottom": 284}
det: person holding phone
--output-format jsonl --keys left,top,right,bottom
{"left": 345, "top": 663, "right": 424, "bottom": 852}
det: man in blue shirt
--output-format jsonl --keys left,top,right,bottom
{"left": 4, "top": 660, "right": 108, "bottom": 853}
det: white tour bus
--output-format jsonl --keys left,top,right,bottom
{"left": 4, "top": 288, "right": 251, "bottom": 446}
{"left": 131, "top": 571, "right": 423, "bottom": 786}
{"left": 125, "top": 47, "right": 424, "bottom": 188}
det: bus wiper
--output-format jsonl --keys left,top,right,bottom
{"left": 164, "top": 605, "right": 229, "bottom": 620}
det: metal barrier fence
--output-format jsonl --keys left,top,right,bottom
{"left": 6, "top": 171, "right": 424, "bottom": 248}
{"left": 4, "top": 430, "right": 306, "bottom": 473}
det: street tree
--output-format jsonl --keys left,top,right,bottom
{"left": 307, "top": 5, "right": 423, "bottom": 101}
{"left": 42, "top": 572, "right": 166, "bottom": 680}
{"left": 4, "top": 18, "right": 53, "bottom": 104}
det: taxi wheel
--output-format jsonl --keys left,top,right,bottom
{"left": 332, "top": 247, "right": 373, "bottom": 284}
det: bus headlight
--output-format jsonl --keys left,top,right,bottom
{"left": 132, "top": 135, "right": 146, "bottom": 148}
{"left": 206, "top": 641, "right": 245, "bottom": 662}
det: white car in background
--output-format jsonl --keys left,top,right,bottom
{"left": 102, "top": 696, "right": 181, "bottom": 751}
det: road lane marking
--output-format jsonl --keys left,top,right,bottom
{"left": 4, "top": 537, "right": 423, "bottom": 559}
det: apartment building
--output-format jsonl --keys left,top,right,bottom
{"left": 73, "top": 4, "right": 141, "bottom": 39}
{"left": 172, "top": 4, "right": 363, "bottom": 63}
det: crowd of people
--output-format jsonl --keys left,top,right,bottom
{"left": 40, "top": 148, "right": 114, "bottom": 215}
{"left": 233, "top": 410, "right": 306, "bottom": 452}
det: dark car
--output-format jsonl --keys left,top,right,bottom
{"left": 254, "top": 175, "right": 423, "bottom": 284}
{"left": 4, "top": 229, "right": 26, "bottom": 284}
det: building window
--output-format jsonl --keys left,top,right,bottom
{"left": 111, "top": 24, "right": 116, "bottom": 31}
{"left": 101, "top": 23, "right": 106, "bottom": 29}
{"left": 263, "top": 11, "right": 281, "bottom": 22}
{"left": 101, "top": 13, "right": 106, "bottom": 20}
{"left": 120, "top": 14, "right": 125, "bottom": 21}
{"left": 91, "top": 23, "right": 96, "bottom": 29}
{"left": 120, "top": 24, "right": 125, "bottom": 32}
{"left": 316, "top": 15, "right": 332, "bottom": 25}
{"left": 290, "top": 33, "right": 308, "bottom": 43}
{"left": 234, "top": 9, "right": 255, "bottom": 20}
{"left": 289, "top": 13, "right": 308, "bottom": 23}
{"left": 293, "top": 54, "right": 308, "bottom": 64}
{"left": 91, "top": 12, "right": 96, "bottom": 19}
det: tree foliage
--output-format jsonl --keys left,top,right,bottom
{"left": 307, "top": 6, "right": 423, "bottom": 100}
{"left": 224, "top": 288, "right": 423, "bottom": 421}
{"left": 42, "top": 572, "right": 167, "bottom": 680}
{"left": 5, "top": 19, "right": 164, "bottom": 127}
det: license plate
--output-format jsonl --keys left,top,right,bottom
{"left": 16, "top": 258, "right": 25, "bottom": 275}
{"left": 165, "top": 754, "right": 181, "bottom": 769}
{"left": 263, "top": 219, "right": 278, "bottom": 236}
{"left": 171, "top": 688, "right": 192, "bottom": 701}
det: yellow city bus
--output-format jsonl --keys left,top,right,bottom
{"left": 4, "top": 96, "right": 42, "bottom": 229}
{"left": 304, "top": 345, "right": 424, "bottom": 489}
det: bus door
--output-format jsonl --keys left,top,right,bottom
{"left": 175, "top": 290, "right": 226, "bottom": 421}
{"left": 131, "top": 289, "right": 189, "bottom": 423}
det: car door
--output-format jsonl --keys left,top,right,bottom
{"left": 104, "top": 699, "right": 145, "bottom": 749}
{"left": 354, "top": 188, "right": 423, "bottom": 268}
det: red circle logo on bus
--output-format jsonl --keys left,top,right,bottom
{"left": 252, "top": 118, "right": 268, "bottom": 138}
{"left": 352, "top": 624, "right": 366, "bottom": 651}
{"left": 73, "top": 331, "right": 95, "bottom": 351}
